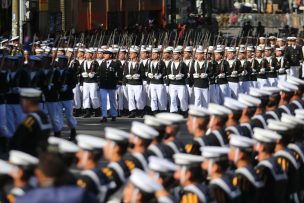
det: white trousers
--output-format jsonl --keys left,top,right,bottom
{"left": 287, "top": 66, "right": 300, "bottom": 78}
{"left": 228, "top": 82, "right": 240, "bottom": 99}
{"left": 193, "top": 87, "right": 209, "bottom": 108}
{"left": 143, "top": 81, "right": 149, "bottom": 107}
{"left": 169, "top": 84, "right": 188, "bottom": 112}
{"left": 150, "top": 84, "right": 167, "bottom": 111}
{"left": 209, "top": 84, "right": 220, "bottom": 104}
{"left": 73, "top": 83, "right": 82, "bottom": 109}
{"left": 127, "top": 84, "right": 145, "bottom": 111}
{"left": 116, "top": 85, "right": 124, "bottom": 110}
{"left": 256, "top": 78, "right": 269, "bottom": 89}
{"left": 58, "top": 100, "right": 77, "bottom": 129}
{"left": 240, "top": 81, "right": 251, "bottom": 94}
{"left": 0, "top": 104, "right": 9, "bottom": 138}
{"left": 278, "top": 74, "right": 287, "bottom": 82}
{"left": 7, "top": 104, "right": 26, "bottom": 137}
{"left": 187, "top": 84, "right": 194, "bottom": 105}
{"left": 219, "top": 83, "right": 230, "bottom": 105}
{"left": 268, "top": 77, "right": 278, "bottom": 87}
{"left": 82, "top": 82, "right": 100, "bottom": 109}
{"left": 45, "top": 102, "right": 61, "bottom": 133}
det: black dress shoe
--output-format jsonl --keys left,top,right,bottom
{"left": 128, "top": 110, "right": 136, "bottom": 118}
{"left": 68, "top": 128, "right": 77, "bottom": 141}
{"left": 111, "top": 117, "right": 116, "bottom": 121}
{"left": 100, "top": 117, "right": 107, "bottom": 123}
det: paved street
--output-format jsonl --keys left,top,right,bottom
{"left": 62, "top": 116, "right": 191, "bottom": 142}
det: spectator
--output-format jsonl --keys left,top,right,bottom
{"left": 242, "top": 21, "right": 254, "bottom": 36}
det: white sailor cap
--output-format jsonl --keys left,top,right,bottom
{"left": 66, "top": 48, "right": 74, "bottom": 53}
{"left": 267, "top": 119, "right": 295, "bottom": 132}
{"left": 238, "top": 93, "right": 261, "bottom": 107}
{"left": 140, "top": 48, "right": 147, "bottom": 52}
{"left": 196, "top": 47, "right": 204, "bottom": 53}
{"left": 155, "top": 112, "right": 184, "bottom": 125}
{"left": 263, "top": 87, "right": 280, "bottom": 94}
{"left": 0, "top": 160, "right": 16, "bottom": 175}
{"left": 176, "top": 45, "right": 183, "bottom": 50}
{"left": 256, "top": 46, "right": 264, "bottom": 51}
{"left": 201, "top": 146, "right": 229, "bottom": 160}
{"left": 227, "top": 47, "right": 235, "bottom": 52}
{"left": 152, "top": 48, "right": 160, "bottom": 53}
{"left": 19, "top": 88, "right": 42, "bottom": 99}
{"left": 131, "top": 121, "right": 159, "bottom": 140}
{"left": 253, "top": 128, "right": 281, "bottom": 143}
{"left": 277, "top": 38, "right": 285, "bottom": 41}
{"left": 112, "top": 44, "right": 119, "bottom": 48}
{"left": 278, "top": 81, "right": 298, "bottom": 92}
{"left": 288, "top": 36, "right": 297, "bottom": 41}
{"left": 0, "top": 39, "right": 8, "bottom": 44}
{"left": 157, "top": 45, "right": 162, "bottom": 49}
{"left": 163, "top": 47, "right": 173, "bottom": 53}
{"left": 85, "top": 49, "right": 93, "bottom": 54}
{"left": 130, "top": 169, "right": 162, "bottom": 193}
{"left": 259, "top": 37, "right": 266, "bottom": 40}
{"left": 10, "top": 36, "right": 19, "bottom": 41}
{"left": 9, "top": 150, "right": 39, "bottom": 166}
{"left": 208, "top": 103, "right": 231, "bottom": 116}
{"left": 129, "top": 48, "right": 138, "bottom": 53}
{"left": 48, "top": 137, "right": 80, "bottom": 153}
{"left": 105, "top": 127, "right": 130, "bottom": 142}
{"left": 287, "top": 75, "right": 304, "bottom": 86}
{"left": 281, "top": 113, "right": 304, "bottom": 126}
{"left": 52, "top": 47, "right": 57, "bottom": 51}
{"left": 239, "top": 47, "right": 246, "bottom": 53}
{"left": 229, "top": 135, "right": 256, "bottom": 149}
{"left": 44, "top": 47, "right": 51, "bottom": 53}
{"left": 173, "top": 153, "right": 203, "bottom": 166}
{"left": 264, "top": 46, "right": 272, "bottom": 50}
{"left": 57, "top": 48, "right": 65, "bottom": 52}
{"left": 76, "top": 135, "right": 106, "bottom": 150}
{"left": 148, "top": 156, "right": 178, "bottom": 173}
{"left": 184, "top": 46, "right": 193, "bottom": 52}
{"left": 224, "top": 97, "right": 246, "bottom": 111}
{"left": 144, "top": 115, "right": 169, "bottom": 128}
{"left": 188, "top": 105, "right": 210, "bottom": 118}
{"left": 78, "top": 48, "right": 85, "bottom": 52}
{"left": 173, "top": 48, "right": 181, "bottom": 53}
{"left": 35, "top": 48, "right": 44, "bottom": 53}
{"left": 249, "top": 87, "right": 272, "bottom": 97}
{"left": 214, "top": 47, "right": 223, "bottom": 53}
{"left": 275, "top": 47, "right": 284, "bottom": 52}
{"left": 269, "top": 36, "right": 276, "bottom": 40}
{"left": 246, "top": 46, "right": 255, "bottom": 52}
{"left": 295, "top": 109, "right": 304, "bottom": 120}
{"left": 119, "top": 48, "right": 127, "bottom": 53}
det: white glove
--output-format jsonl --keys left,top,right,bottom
{"left": 88, "top": 72, "right": 95, "bottom": 78}
{"left": 260, "top": 68, "right": 266, "bottom": 74}
{"left": 132, "top": 74, "right": 140, "bottom": 80}
{"left": 200, "top": 73, "right": 208, "bottom": 78}
{"left": 154, "top": 74, "right": 162, "bottom": 80}
{"left": 80, "top": 86, "right": 83, "bottom": 92}
{"left": 148, "top": 73, "right": 154, "bottom": 79}
{"left": 279, "top": 68, "right": 285, "bottom": 74}
{"left": 187, "top": 73, "right": 190, "bottom": 78}
{"left": 48, "top": 83, "right": 54, "bottom": 90}
{"left": 145, "top": 72, "right": 148, "bottom": 77}
{"left": 270, "top": 66, "right": 275, "bottom": 71}
{"left": 218, "top": 73, "right": 225, "bottom": 78}
{"left": 61, "top": 84, "right": 68, "bottom": 92}
{"left": 168, "top": 74, "right": 175, "bottom": 80}
{"left": 232, "top": 71, "right": 238, "bottom": 75}
{"left": 82, "top": 72, "right": 88, "bottom": 78}
{"left": 175, "top": 74, "right": 183, "bottom": 80}
{"left": 252, "top": 69, "right": 257, "bottom": 73}
{"left": 241, "top": 70, "right": 248, "bottom": 76}
{"left": 126, "top": 74, "right": 132, "bottom": 80}
{"left": 193, "top": 73, "right": 199, "bottom": 79}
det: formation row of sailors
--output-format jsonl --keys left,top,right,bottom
{"left": 0, "top": 72, "right": 304, "bottom": 203}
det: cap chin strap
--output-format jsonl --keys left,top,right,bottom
{"left": 192, "top": 117, "right": 197, "bottom": 134}
{"left": 81, "top": 151, "right": 89, "bottom": 168}
{"left": 109, "top": 142, "right": 116, "bottom": 158}
{"left": 131, "top": 188, "right": 139, "bottom": 203}
{"left": 207, "top": 160, "right": 214, "bottom": 179}
{"left": 180, "top": 166, "right": 187, "bottom": 185}
{"left": 233, "top": 148, "right": 240, "bottom": 165}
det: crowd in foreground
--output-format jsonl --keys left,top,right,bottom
{"left": 0, "top": 33, "right": 303, "bottom": 202}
